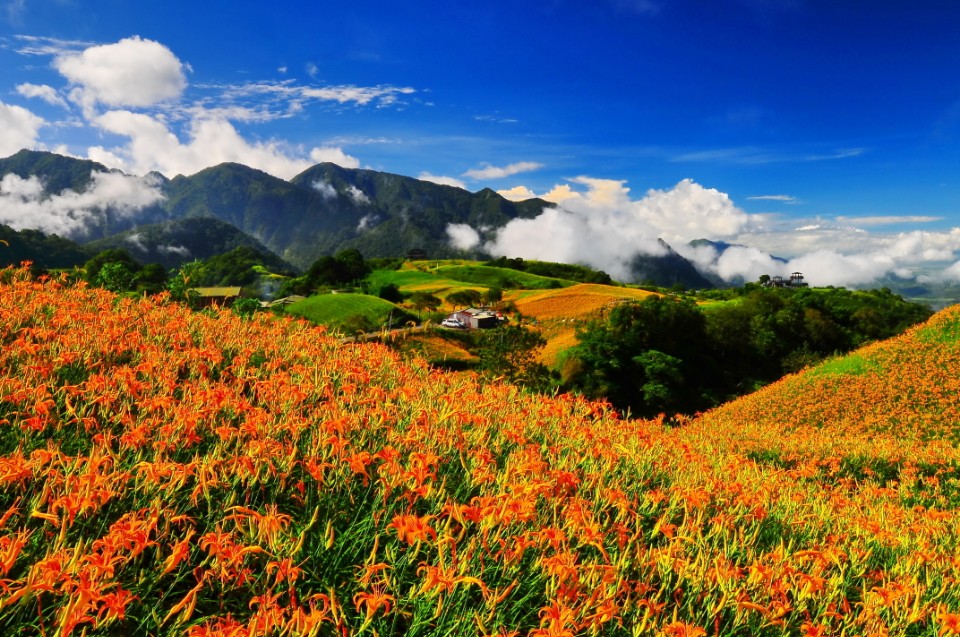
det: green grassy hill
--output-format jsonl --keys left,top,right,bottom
{"left": 285, "top": 293, "right": 409, "bottom": 332}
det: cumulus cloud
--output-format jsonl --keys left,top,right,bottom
{"left": 0, "top": 171, "right": 164, "bottom": 237}
{"left": 471, "top": 175, "right": 960, "bottom": 288}
{"left": 9, "top": 36, "right": 376, "bottom": 179}
{"left": 419, "top": 173, "right": 467, "bottom": 189}
{"left": 54, "top": 36, "right": 187, "bottom": 112}
{"left": 446, "top": 223, "right": 481, "bottom": 251}
{"left": 463, "top": 161, "right": 543, "bottom": 180}
{"left": 484, "top": 178, "right": 730, "bottom": 280}
{"left": 480, "top": 177, "right": 753, "bottom": 279}
{"left": 685, "top": 224, "right": 960, "bottom": 288}
{"left": 89, "top": 109, "right": 358, "bottom": 179}
{"left": 0, "top": 100, "right": 44, "bottom": 156}
{"left": 497, "top": 185, "right": 538, "bottom": 201}
{"left": 16, "top": 83, "right": 68, "bottom": 108}
{"left": 309, "top": 146, "right": 360, "bottom": 168}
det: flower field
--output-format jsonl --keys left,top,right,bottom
{"left": 2, "top": 265, "right": 960, "bottom": 636}
{"left": 506, "top": 285, "right": 657, "bottom": 322}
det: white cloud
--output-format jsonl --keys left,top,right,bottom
{"left": 301, "top": 85, "right": 415, "bottom": 107}
{"left": 312, "top": 180, "right": 338, "bottom": 199}
{"left": 158, "top": 244, "right": 191, "bottom": 257}
{"left": 497, "top": 185, "right": 538, "bottom": 201}
{"left": 686, "top": 223, "right": 960, "bottom": 288}
{"left": 463, "top": 161, "right": 543, "bottom": 180}
{"left": 446, "top": 223, "right": 481, "bottom": 251}
{"left": 0, "top": 171, "right": 164, "bottom": 237}
{"left": 309, "top": 146, "right": 360, "bottom": 168}
{"left": 89, "top": 109, "right": 357, "bottom": 179}
{"left": 8, "top": 36, "right": 393, "bottom": 179}
{"left": 16, "top": 83, "right": 68, "bottom": 108}
{"left": 419, "top": 173, "right": 467, "bottom": 189}
{"left": 484, "top": 177, "right": 736, "bottom": 280}
{"left": 357, "top": 213, "right": 380, "bottom": 232}
{"left": 0, "top": 100, "right": 44, "bottom": 156}
{"left": 836, "top": 215, "right": 942, "bottom": 226}
{"left": 54, "top": 36, "right": 187, "bottom": 111}
{"left": 345, "top": 185, "right": 370, "bottom": 205}
{"left": 747, "top": 194, "right": 797, "bottom": 203}
{"left": 476, "top": 175, "right": 960, "bottom": 287}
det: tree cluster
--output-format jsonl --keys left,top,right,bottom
{"left": 280, "top": 249, "right": 371, "bottom": 296}
{"left": 486, "top": 256, "right": 613, "bottom": 285}
{"left": 563, "top": 287, "right": 933, "bottom": 418}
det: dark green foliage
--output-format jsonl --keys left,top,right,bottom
{"left": 283, "top": 249, "right": 372, "bottom": 295}
{"left": 566, "top": 296, "right": 711, "bottom": 416}
{"left": 565, "top": 287, "right": 933, "bottom": 418}
{"left": 231, "top": 296, "right": 262, "bottom": 318}
{"left": 483, "top": 286, "right": 504, "bottom": 305}
{"left": 476, "top": 323, "right": 554, "bottom": 391}
{"left": 95, "top": 261, "right": 137, "bottom": 292}
{"left": 486, "top": 257, "right": 613, "bottom": 285}
{"left": 84, "top": 248, "right": 142, "bottom": 285}
{"left": 408, "top": 292, "right": 441, "bottom": 314}
{"left": 0, "top": 224, "right": 94, "bottom": 269}
{"left": 133, "top": 263, "right": 169, "bottom": 294}
{"left": 446, "top": 289, "right": 483, "bottom": 308}
{"left": 167, "top": 260, "right": 204, "bottom": 302}
{"left": 377, "top": 282, "right": 404, "bottom": 303}
{"left": 192, "top": 245, "right": 289, "bottom": 286}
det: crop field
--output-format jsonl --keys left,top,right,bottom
{"left": 1, "top": 266, "right": 960, "bottom": 636}
{"left": 507, "top": 284, "right": 659, "bottom": 322}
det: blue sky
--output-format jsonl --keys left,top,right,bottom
{"left": 3, "top": 0, "right": 960, "bottom": 286}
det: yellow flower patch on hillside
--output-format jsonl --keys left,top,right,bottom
{"left": 508, "top": 283, "right": 658, "bottom": 321}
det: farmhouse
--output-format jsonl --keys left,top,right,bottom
{"left": 450, "top": 307, "right": 502, "bottom": 329}
{"left": 189, "top": 286, "right": 242, "bottom": 308}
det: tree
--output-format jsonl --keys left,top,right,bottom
{"left": 408, "top": 291, "right": 441, "bottom": 315}
{"left": 167, "top": 260, "right": 205, "bottom": 303}
{"left": 84, "top": 249, "right": 140, "bottom": 285}
{"left": 565, "top": 296, "right": 712, "bottom": 417}
{"left": 483, "top": 286, "right": 504, "bottom": 306}
{"left": 475, "top": 324, "right": 553, "bottom": 392}
{"left": 231, "top": 297, "right": 261, "bottom": 318}
{"left": 378, "top": 283, "right": 404, "bottom": 303}
{"left": 134, "top": 263, "right": 169, "bottom": 294}
{"left": 446, "top": 289, "right": 483, "bottom": 308}
{"left": 95, "top": 261, "right": 136, "bottom": 293}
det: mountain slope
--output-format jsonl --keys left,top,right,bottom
{"left": 685, "top": 302, "right": 960, "bottom": 461}
{"left": 0, "top": 224, "right": 93, "bottom": 269}
{"left": 2, "top": 150, "right": 716, "bottom": 286}
{"left": 86, "top": 216, "right": 292, "bottom": 270}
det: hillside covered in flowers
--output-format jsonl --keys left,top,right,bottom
{"left": 1, "top": 266, "right": 959, "bottom": 636}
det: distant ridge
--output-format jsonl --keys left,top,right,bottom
{"left": 1, "top": 149, "right": 718, "bottom": 286}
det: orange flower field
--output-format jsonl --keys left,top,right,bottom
{"left": 1, "top": 265, "right": 959, "bottom": 636}
{"left": 507, "top": 284, "right": 658, "bottom": 322}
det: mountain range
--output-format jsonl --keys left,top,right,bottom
{"left": 0, "top": 149, "right": 718, "bottom": 288}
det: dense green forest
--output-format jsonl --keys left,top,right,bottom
{"left": 561, "top": 286, "right": 933, "bottom": 418}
